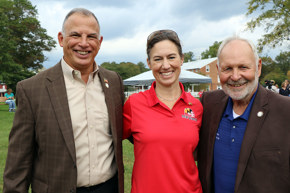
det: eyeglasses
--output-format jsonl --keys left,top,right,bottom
{"left": 147, "top": 29, "right": 179, "bottom": 42}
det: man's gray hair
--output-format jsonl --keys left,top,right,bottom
{"left": 61, "top": 8, "right": 100, "bottom": 37}
{"left": 217, "top": 36, "right": 259, "bottom": 68}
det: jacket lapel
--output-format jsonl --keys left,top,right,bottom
{"left": 45, "top": 63, "right": 76, "bottom": 163}
{"left": 208, "top": 93, "right": 228, "bottom": 170}
{"left": 234, "top": 85, "right": 269, "bottom": 192}
{"left": 201, "top": 90, "right": 228, "bottom": 188}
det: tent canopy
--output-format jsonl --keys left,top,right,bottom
{"left": 123, "top": 69, "right": 212, "bottom": 86}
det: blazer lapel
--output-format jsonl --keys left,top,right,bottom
{"left": 45, "top": 63, "right": 76, "bottom": 163}
{"left": 208, "top": 94, "right": 228, "bottom": 168}
{"left": 201, "top": 90, "right": 228, "bottom": 186}
{"left": 234, "top": 85, "right": 269, "bottom": 192}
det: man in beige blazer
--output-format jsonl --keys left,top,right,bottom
{"left": 3, "top": 8, "right": 124, "bottom": 193}
{"left": 198, "top": 36, "right": 289, "bottom": 193}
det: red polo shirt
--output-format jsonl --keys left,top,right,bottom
{"left": 123, "top": 81, "right": 203, "bottom": 193}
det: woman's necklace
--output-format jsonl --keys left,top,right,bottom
{"left": 156, "top": 91, "right": 182, "bottom": 101}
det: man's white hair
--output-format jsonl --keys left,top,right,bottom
{"left": 217, "top": 35, "right": 259, "bottom": 68}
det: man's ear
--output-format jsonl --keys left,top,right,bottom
{"left": 257, "top": 58, "right": 262, "bottom": 77}
{"left": 99, "top": 35, "right": 103, "bottom": 45}
{"left": 58, "top": 32, "right": 64, "bottom": 47}
{"left": 216, "top": 63, "right": 220, "bottom": 75}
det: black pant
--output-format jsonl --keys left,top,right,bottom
{"left": 76, "top": 174, "right": 118, "bottom": 193}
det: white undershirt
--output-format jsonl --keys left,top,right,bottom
{"left": 233, "top": 110, "right": 240, "bottom": 119}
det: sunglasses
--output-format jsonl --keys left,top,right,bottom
{"left": 147, "top": 29, "right": 179, "bottom": 41}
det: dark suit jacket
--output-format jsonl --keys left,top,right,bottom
{"left": 3, "top": 62, "right": 125, "bottom": 193}
{"left": 198, "top": 85, "right": 290, "bottom": 193}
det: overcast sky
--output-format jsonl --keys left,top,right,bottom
{"left": 29, "top": 0, "right": 280, "bottom": 69}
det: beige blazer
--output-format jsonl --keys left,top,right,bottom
{"left": 3, "top": 62, "right": 124, "bottom": 193}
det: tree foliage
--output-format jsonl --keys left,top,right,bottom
{"left": 262, "top": 70, "right": 287, "bottom": 87}
{"left": 246, "top": 0, "right": 290, "bottom": 52}
{"left": 259, "top": 52, "right": 290, "bottom": 86}
{"left": 183, "top": 51, "right": 195, "bottom": 62}
{"left": 101, "top": 61, "right": 149, "bottom": 80}
{"left": 274, "top": 51, "right": 290, "bottom": 75}
{"left": 0, "top": 0, "right": 56, "bottom": 90}
{"left": 259, "top": 56, "right": 276, "bottom": 80}
{"left": 201, "top": 41, "right": 222, "bottom": 59}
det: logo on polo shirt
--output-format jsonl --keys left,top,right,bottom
{"left": 182, "top": 108, "right": 197, "bottom": 121}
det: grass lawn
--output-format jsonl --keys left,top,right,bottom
{"left": 0, "top": 104, "right": 134, "bottom": 193}
{"left": 0, "top": 104, "right": 14, "bottom": 192}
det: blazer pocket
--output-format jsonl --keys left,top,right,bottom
{"left": 32, "top": 179, "right": 48, "bottom": 193}
{"left": 253, "top": 148, "right": 281, "bottom": 164}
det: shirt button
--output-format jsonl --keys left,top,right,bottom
{"left": 233, "top": 126, "right": 236, "bottom": 128}
{"left": 232, "top": 138, "right": 235, "bottom": 143}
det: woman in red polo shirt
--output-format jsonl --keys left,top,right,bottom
{"left": 123, "top": 29, "right": 203, "bottom": 193}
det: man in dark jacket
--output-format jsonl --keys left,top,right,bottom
{"left": 198, "top": 36, "right": 290, "bottom": 193}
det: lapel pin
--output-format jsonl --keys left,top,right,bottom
{"left": 104, "top": 79, "right": 109, "bottom": 88}
{"left": 257, "top": 111, "right": 263, "bottom": 117}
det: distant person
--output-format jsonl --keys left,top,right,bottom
{"left": 198, "top": 90, "right": 204, "bottom": 98}
{"left": 198, "top": 36, "right": 290, "bottom": 193}
{"left": 4, "top": 88, "right": 16, "bottom": 112}
{"left": 285, "top": 79, "right": 290, "bottom": 96}
{"left": 279, "top": 81, "right": 289, "bottom": 96}
{"left": 123, "top": 29, "right": 203, "bottom": 193}
{"left": 3, "top": 8, "right": 124, "bottom": 193}
{"left": 265, "top": 79, "right": 279, "bottom": 93}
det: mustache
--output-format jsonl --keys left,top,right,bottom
{"left": 227, "top": 79, "right": 248, "bottom": 85}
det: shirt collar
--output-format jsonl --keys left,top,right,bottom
{"left": 61, "top": 58, "right": 99, "bottom": 81}
{"left": 147, "top": 81, "right": 189, "bottom": 107}
{"left": 224, "top": 86, "right": 259, "bottom": 120}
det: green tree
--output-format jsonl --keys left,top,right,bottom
{"left": 260, "top": 56, "right": 276, "bottom": 80}
{"left": 101, "top": 61, "right": 149, "bottom": 80}
{"left": 100, "top": 61, "right": 118, "bottom": 72}
{"left": 275, "top": 51, "right": 290, "bottom": 75}
{"left": 259, "top": 53, "right": 289, "bottom": 86}
{"left": 137, "top": 62, "right": 149, "bottom": 73}
{"left": 246, "top": 0, "right": 290, "bottom": 52}
{"left": 261, "top": 70, "right": 287, "bottom": 87}
{"left": 201, "top": 41, "right": 222, "bottom": 59}
{"left": 118, "top": 62, "right": 142, "bottom": 80}
{"left": 0, "top": 0, "right": 56, "bottom": 90}
{"left": 183, "top": 51, "right": 195, "bottom": 62}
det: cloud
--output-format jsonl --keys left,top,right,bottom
{"left": 30, "top": 0, "right": 278, "bottom": 69}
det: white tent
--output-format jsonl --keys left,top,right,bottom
{"left": 123, "top": 69, "right": 211, "bottom": 86}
